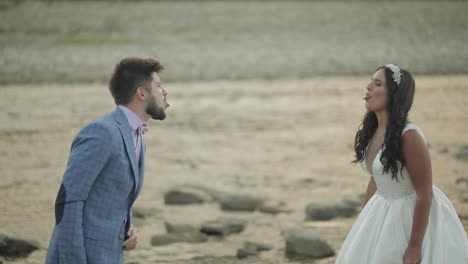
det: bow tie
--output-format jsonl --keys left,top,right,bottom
{"left": 137, "top": 122, "right": 149, "bottom": 135}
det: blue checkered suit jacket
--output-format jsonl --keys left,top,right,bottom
{"left": 46, "top": 107, "right": 145, "bottom": 264}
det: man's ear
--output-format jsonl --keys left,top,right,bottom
{"left": 135, "top": 87, "right": 146, "bottom": 101}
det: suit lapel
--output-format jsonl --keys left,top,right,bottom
{"left": 113, "top": 108, "right": 139, "bottom": 193}
{"left": 135, "top": 141, "right": 145, "bottom": 198}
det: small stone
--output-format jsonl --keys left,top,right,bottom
{"left": 455, "top": 177, "right": 468, "bottom": 202}
{"left": 189, "top": 256, "right": 242, "bottom": 263}
{"left": 258, "top": 203, "right": 292, "bottom": 215}
{"left": 284, "top": 227, "right": 334, "bottom": 259}
{"left": 219, "top": 194, "right": 264, "bottom": 212}
{"left": 243, "top": 241, "right": 273, "bottom": 252}
{"left": 454, "top": 145, "right": 468, "bottom": 162}
{"left": 0, "top": 234, "right": 40, "bottom": 258}
{"left": 342, "top": 194, "right": 365, "bottom": 208}
{"left": 439, "top": 147, "right": 449, "bottom": 154}
{"left": 237, "top": 246, "right": 258, "bottom": 259}
{"left": 150, "top": 232, "right": 208, "bottom": 246}
{"left": 175, "top": 184, "right": 226, "bottom": 202}
{"left": 201, "top": 218, "right": 247, "bottom": 236}
{"left": 164, "top": 220, "right": 200, "bottom": 234}
{"left": 164, "top": 187, "right": 211, "bottom": 205}
{"left": 455, "top": 177, "right": 468, "bottom": 189}
{"left": 236, "top": 241, "right": 273, "bottom": 259}
{"left": 305, "top": 200, "right": 357, "bottom": 221}
{"left": 132, "top": 206, "right": 162, "bottom": 219}
{"left": 460, "top": 192, "right": 468, "bottom": 203}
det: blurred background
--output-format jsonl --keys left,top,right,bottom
{"left": 1, "top": 1, "right": 467, "bottom": 264}
{"left": 1, "top": 0, "right": 468, "bottom": 84}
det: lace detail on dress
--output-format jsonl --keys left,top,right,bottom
{"left": 360, "top": 123, "right": 427, "bottom": 200}
{"left": 376, "top": 189, "right": 416, "bottom": 200}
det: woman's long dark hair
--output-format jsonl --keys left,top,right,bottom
{"left": 354, "top": 65, "right": 415, "bottom": 180}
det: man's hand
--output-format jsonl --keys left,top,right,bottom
{"left": 123, "top": 225, "right": 138, "bottom": 251}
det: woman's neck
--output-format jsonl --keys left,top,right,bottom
{"left": 374, "top": 110, "right": 388, "bottom": 133}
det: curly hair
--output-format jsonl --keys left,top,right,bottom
{"left": 354, "top": 65, "right": 415, "bottom": 180}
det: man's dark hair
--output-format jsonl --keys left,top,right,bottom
{"left": 109, "top": 57, "right": 164, "bottom": 105}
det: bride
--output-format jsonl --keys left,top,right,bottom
{"left": 335, "top": 64, "right": 468, "bottom": 264}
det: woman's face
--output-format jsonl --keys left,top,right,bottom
{"left": 363, "top": 68, "right": 388, "bottom": 112}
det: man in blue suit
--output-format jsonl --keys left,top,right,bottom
{"left": 46, "top": 57, "right": 170, "bottom": 264}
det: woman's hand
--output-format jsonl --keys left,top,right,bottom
{"left": 403, "top": 244, "right": 421, "bottom": 264}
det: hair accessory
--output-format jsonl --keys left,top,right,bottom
{"left": 385, "top": 64, "right": 402, "bottom": 86}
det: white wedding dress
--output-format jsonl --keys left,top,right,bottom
{"left": 336, "top": 124, "right": 468, "bottom": 264}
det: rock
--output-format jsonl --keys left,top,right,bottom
{"left": 0, "top": 234, "right": 40, "bottom": 258}
{"left": 439, "top": 146, "right": 449, "bottom": 154}
{"left": 189, "top": 256, "right": 249, "bottom": 263}
{"left": 237, "top": 245, "right": 258, "bottom": 259}
{"left": 258, "top": 202, "right": 292, "bottom": 215}
{"left": 164, "top": 220, "right": 200, "bottom": 234}
{"left": 164, "top": 187, "right": 212, "bottom": 205}
{"left": 284, "top": 227, "right": 334, "bottom": 259}
{"left": 151, "top": 232, "right": 208, "bottom": 246}
{"left": 460, "top": 193, "right": 468, "bottom": 203}
{"left": 219, "top": 194, "right": 264, "bottom": 212}
{"left": 458, "top": 191, "right": 468, "bottom": 203}
{"left": 243, "top": 241, "right": 273, "bottom": 252}
{"left": 456, "top": 203, "right": 468, "bottom": 220}
{"left": 152, "top": 219, "right": 208, "bottom": 246}
{"left": 305, "top": 200, "right": 357, "bottom": 221}
{"left": 455, "top": 145, "right": 468, "bottom": 162}
{"left": 169, "top": 185, "right": 265, "bottom": 212}
{"left": 455, "top": 177, "right": 468, "bottom": 189}
{"left": 236, "top": 241, "right": 273, "bottom": 259}
{"left": 295, "top": 178, "right": 316, "bottom": 187}
{"left": 455, "top": 177, "right": 468, "bottom": 202}
{"left": 132, "top": 206, "right": 162, "bottom": 219}
{"left": 201, "top": 218, "right": 247, "bottom": 236}
{"left": 342, "top": 193, "right": 365, "bottom": 208}
{"left": 178, "top": 184, "right": 224, "bottom": 200}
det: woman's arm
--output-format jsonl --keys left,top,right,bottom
{"left": 402, "top": 130, "right": 433, "bottom": 263}
{"left": 361, "top": 176, "right": 377, "bottom": 209}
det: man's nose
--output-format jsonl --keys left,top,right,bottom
{"left": 162, "top": 88, "right": 168, "bottom": 96}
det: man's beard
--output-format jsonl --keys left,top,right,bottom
{"left": 146, "top": 96, "right": 166, "bottom": 120}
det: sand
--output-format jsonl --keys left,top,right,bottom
{"left": 1, "top": 76, "right": 467, "bottom": 263}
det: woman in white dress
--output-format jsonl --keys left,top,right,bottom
{"left": 335, "top": 64, "right": 468, "bottom": 264}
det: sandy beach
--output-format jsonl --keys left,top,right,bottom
{"left": 1, "top": 76, "right": 467, "bottom": 263}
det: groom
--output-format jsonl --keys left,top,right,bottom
{"left": 46, "top": 57, "right": 170, "bottom": 264}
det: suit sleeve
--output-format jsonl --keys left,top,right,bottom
{"left": 54, "top": 122, "right": 113, "bottom": 264}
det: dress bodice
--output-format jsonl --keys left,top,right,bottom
{"left": 338, "top": 124, "right": 468, "bottom": 264}
{"left": 360, "top": 123, "right": 427, "bottom": 199}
